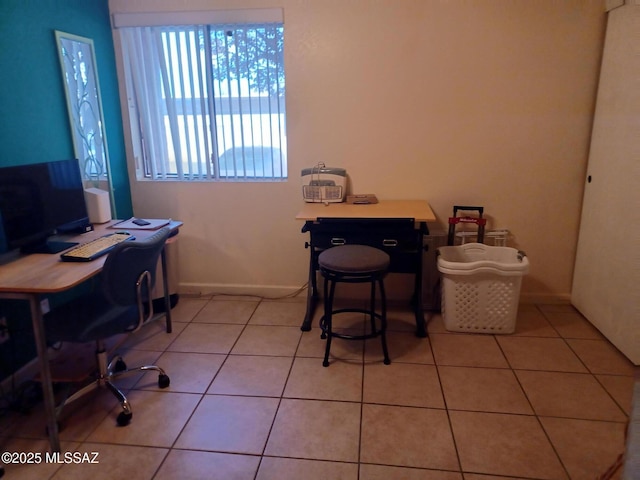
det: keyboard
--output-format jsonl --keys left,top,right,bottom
{"left": 60, "top": 233, "right": 135, "bottom": 262}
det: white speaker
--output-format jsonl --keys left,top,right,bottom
{"left": 84, "top": 188, "right": 112, "bottom": 224}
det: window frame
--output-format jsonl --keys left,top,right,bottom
{"left": 114, "top": 9, "right": 287, "bottom": 182}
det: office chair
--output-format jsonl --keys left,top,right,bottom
{"left": 44, "top": 227, "right": 172, "bottom": 427}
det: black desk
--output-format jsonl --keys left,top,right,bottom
{"left": 296, "top": 200, "right": 436, "bottom": 337}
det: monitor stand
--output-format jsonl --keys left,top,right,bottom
{"left": 44, "top": 240, "right": 79, "bottom": 254}
{"left": 21, "top": 239, "right": 79, "bottom": 255}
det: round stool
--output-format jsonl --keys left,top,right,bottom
{"left": 318, "top": 244, "right": 391, "bottom": 367}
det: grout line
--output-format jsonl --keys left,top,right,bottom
{"left": 432, "top": 346, "right": 464, "bottom": 473}
{"left": 357, "top": 338, "right": 365, "bottom": 478}
{"left": 255, "top": 296, "right": 300, "bottom": 479}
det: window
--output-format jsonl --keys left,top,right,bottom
{"left": 115, "top": 10, "right": 286, "bottom": 181}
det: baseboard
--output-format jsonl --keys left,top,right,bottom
{"left": 0, "top": 341, "right": 87, "bottom": 395}
{"left": 518, "top": 293, "right": 571, "bottom": 304}
{"left": 179, "top": 282, "right": 572, "bottom": 306}
{"left": 0, "top": 352, "right": 48, "bottom": 396}
{"left": 0, "top": 334, "right": 136, "bottom": 404}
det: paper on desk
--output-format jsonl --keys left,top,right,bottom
{"left": 109, "top": 218, "right": 171, "bottom": 230}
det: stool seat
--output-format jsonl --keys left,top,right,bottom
{"left": 318, "top": 244, "right": 390, "bottom": 275}
{"left": 318, "top": 245, "right": 391, "bottom": 367}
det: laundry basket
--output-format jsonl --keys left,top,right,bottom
{"left": 437, "top": 243, "right": 529, "bottom": 333}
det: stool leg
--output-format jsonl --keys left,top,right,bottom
{"left": 323, "top": 279, "right": 336, "bottom": 367}
{"left": 369, "top": 280, "right": 377, "bottom": 335}
{"left": 378, "top": 278, "right": 391, "bottom": 365}
{"left": 320, "top": 276, "right": 329, "bottom": 340}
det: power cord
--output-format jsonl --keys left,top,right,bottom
{"left": 186, "top": 282, "right": 309, "bottom": 301}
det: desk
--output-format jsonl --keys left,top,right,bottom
{"left": 0, "top": 220, "right": 181, "bottom": 452}
{"left": 296, "top": 200, "right": 436, "bottom": 337}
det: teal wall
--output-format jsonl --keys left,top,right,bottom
{"left": 0, "top": 0, "right": 132, "bottom": 384}
{"left": 0, "top": 0, "right": 132, "bottom": 217}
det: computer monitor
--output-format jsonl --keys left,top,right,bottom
{"left": 0, "top": 159, "right": 92, "bottom": 254}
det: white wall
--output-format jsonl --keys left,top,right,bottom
{"left": 109, "top": 0, "right": 606, "bottom": 302}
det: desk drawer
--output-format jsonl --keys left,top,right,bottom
{"left": 309, "top": 219, "right": 419, "bottom": 248}
{"left": 308, "top": 222, "right": 421, "bottom": 273}
{"left": 312, "top": 236, "right": 419, "bottom": 273}
{"left": 311, "top": 231, "right": 420, "bottom": 251}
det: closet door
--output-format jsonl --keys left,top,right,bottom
{"left": 571, "top": 4, "right": 640, "bottom": 365}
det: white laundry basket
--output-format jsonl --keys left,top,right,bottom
{"left": 437, "top": 243, "right": 529, "bottom": 333}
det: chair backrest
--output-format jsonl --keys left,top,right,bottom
{"left": 101, "top": 227, "right": 171, "bottom": 306}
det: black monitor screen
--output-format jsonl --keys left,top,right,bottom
{"left": 0, "top": 159, "right": 90, "bottom": 254}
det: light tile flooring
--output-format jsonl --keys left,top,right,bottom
{"left": 0, "top": 295, "right": 635, "bottom": 479}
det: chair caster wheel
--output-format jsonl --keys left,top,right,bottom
{"left": 383, "top": 359, "right": 391, "bottom": 365}
{"left": 117, "top": 411, "right": 132, "bottom": 426}
{"left": 158, "top": 374, "right": 170, "bottom": 389}
{"left": 322, "top": 360, "right": 329, "bottom": 367}
{"left": 114, "top": 358, "right": 127, "bottom": 372}
{"left": 320, "top": 332, "right": 326, "bottom": 339}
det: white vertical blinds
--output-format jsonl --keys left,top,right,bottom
{"left": 116, "top": 13, "right": 286, "bottom": 180}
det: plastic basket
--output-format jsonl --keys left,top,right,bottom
{"left": 437, "top": 243, "right": 529, "bottom": 333}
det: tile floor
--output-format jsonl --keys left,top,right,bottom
{"left": 0, "top": 295, "right": 635, "bottom": 480}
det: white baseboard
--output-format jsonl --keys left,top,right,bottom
{"left": 179, "top": 282, "right": 572, "bottom": 306}
{"left": 519, "top": 293, "right": 571, "bottom": 304}
{"left": 1, "top": 352, "right": 48, "bottom": 395}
